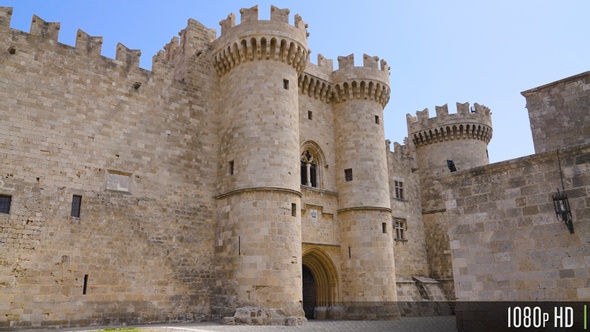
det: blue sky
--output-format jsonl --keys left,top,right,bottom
{"left": 3, "top": 1, "right": 589, "bottom": 163}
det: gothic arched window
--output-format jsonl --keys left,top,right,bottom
{"left": 301, "top": 150, "right": 318, "bottom": 187}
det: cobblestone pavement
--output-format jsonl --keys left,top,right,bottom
{"left": 21, "top": 316, "right": 458, "bottom": 332}
{"left": 148, "top": 316, "right": 457, "bottom": 332}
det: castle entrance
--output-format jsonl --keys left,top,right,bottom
{"left": 302, "top": 265, "right": 316, "bottom": 319}
{"left": 302, "top": 248, "right": 338, "bottom": 319}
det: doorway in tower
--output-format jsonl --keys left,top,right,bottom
{"left": 302, "top": 265, "right": 316, "bottom": 319}
{"left": 301, "top": 248, "right": 338, "bottom": 319}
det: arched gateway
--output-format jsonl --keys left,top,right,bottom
{"left": 301, "top": 248, "right": 339, "bottom": 319}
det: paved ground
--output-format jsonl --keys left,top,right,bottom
{"left": 20, "top": 316, "right": 458, "bottom": 332}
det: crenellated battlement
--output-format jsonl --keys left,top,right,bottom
{"left": 0, "top": 7, "right": 11, "bottom": 28}
{"left": 298, "top": 53, "right": 391, "bottom": 106}
{"left": 75, "top": 29, "right": 103, "bottom": 56}
{"left": 116, "top": 43, "right": 141, "bottom": 68}
{"left": 0, "top": 7, "right": 152, "bottom": 74}
{"left": 336, "top": 53, "right": 390, "bottom": 72}
{"left": 331, "top": 54, "right": 390, "bottom": 107}
{"left": 30, "top": 15, "right": 60, "bottom": 41}
{"left": 218, "top": 5, "right": 308, "bottom": 37}
{"left": 212, "top": 5, "right": 310, "bottom": 77}
{"left": 407, "top": 102, "right": 493, "bottom": 147}
{"left": 317, "top": 54, "right": 334, "bottom": 72}
{"left": 0, "top": 6, "right": 222, "bottom": 84}
{"left": 386, "top": 139, "right": 413, "bottom": 159}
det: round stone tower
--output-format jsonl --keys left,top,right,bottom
{"left": 407, "top": 102, "right": 493, "bottom": 211}
{"left": 407, "top": 102, "right": 492, "bottom": 295}
{"left": 333, "top": 54, "right": 400, "bottom": 319}
{"left": 212, "top": 5, "right": 309, "bottom": 322}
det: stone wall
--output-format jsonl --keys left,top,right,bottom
{"left": 299, "top": 66, "right": 339, "bottom": 247}
{"left": 522, "top": 71, "right": 590, "bottom": 154}
{"left": 0, "top": 13, "right": 218, "bottom": 330}
{"left": 442, "top": 144, "right": 590, "bottom": 301}
{"left": 387, "top": 142, "right": 429, "bottom": 279}
{"left": 299, "top": 66, "right": 337, "bottom": 192}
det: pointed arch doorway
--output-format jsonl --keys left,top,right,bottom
{"left": 302, "top": 248, "right": 338, "bottom": 319}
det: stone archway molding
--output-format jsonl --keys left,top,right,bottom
{"left": 302, "top": 247, "right": 338, "bottom": 307}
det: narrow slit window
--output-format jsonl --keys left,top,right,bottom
{"left": 229, "top": 160, "right": 234, "bottom": 175}
{"left": 0, "top": 195, "right": 11, "bottom": 214}
{"left": 344, "top": 168, "right": 353, "bottom": 182}
{"left": 382, "top": 222, "right": 387, "bottom": 233}
{"left": 308, "top": 111, "right": 313, "bottom": 120}
{"left": 291, "top": 203, "right": 297, "bottom": 217}
{"left": 83, "top": 274, "right": 88, "bottom": 295}
{"left": 283, "top": 79, "right": 289, "bottom": 90}
{"left": 348, "top": 246, "right": 351, "bottom": 259}
{"left": 375, "top": 115, "right": 380, "bottom": 124}
{"left": 71, "top": 195, "right": 82, "bottom": 217}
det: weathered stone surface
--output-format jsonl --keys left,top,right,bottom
{"left": 326, "top": 306, "right": 345, "bottom": 319}
{"left": 0, "top": 4, "right": 400, "bottom": 329}
{"left": 1, "top": 3, "right": 588, "bottom": 331}
{"left": 522, "top": 71, "right": 590, "bottom": 154}
{"left": 440, "top": 144, "right": 590, "bottom": 301}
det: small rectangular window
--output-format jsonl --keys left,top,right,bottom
{"left": 344, "top": 168, "right": 353, "bottom": 182}
{"left": 229, "top": 160, "right": 234, "bottom": 175}
{"left": 447, "top": 160, "right": 457, "bottom": 172}
{"left": 375, "top": 115, "right": 380, "bottom": 124}
{"left": 0, "top": 195, "right": 11, "bottom": 214}
{"left": 291, "top": 203, "right": 297, "bottom": 217}
{"left": 308, "top": 111, "right": 313, "bottom": 120}
{"left": 394, "top": 181, "right": 404, "bottom": 200}
{"left": 283, "top": 79, "right": 289, "bottom": 90}
{"left": 71, "top": 195, "right": 82, "bottom": 217}
{"left": 382, "top": 222, "right": 387, "bottom": 233}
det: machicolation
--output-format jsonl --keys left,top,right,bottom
{"left": 298, "top": 53, "right": 390, "bottom": 106}
{"left": 407, "top": 102, "right": 492, "bottom": 147}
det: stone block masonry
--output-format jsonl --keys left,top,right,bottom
{"left": 4, "top": 2, "right": 587, "bottom": 330}
{"left": 0, "top": 6, "right": 219, "bottom": 329}
{"left": 441, "top": 144, "right": 590, "bottom": 301}
{"left": 522, "top": 71, "right": 590, "bottom": 154}
{"left": 406, "top": 102, "right": 493, "bottom": 300}
{"left": 0, "top": 4, "right": 404, "bottom": 328}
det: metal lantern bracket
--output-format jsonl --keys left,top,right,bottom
{"left": 552, "top": 188, "right": 574, "bottom": 234}
{"left": 553, "top": 150, "right": 574, "bottom": 234}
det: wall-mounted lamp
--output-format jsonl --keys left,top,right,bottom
{"left": 553, "top": 150, "right": 574, "bottom": 234}
{"left": 552, "top": 189, "right": 573, "bottom": 234}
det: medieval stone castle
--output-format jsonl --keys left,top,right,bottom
{"left": 0, "top": 5, "right": 588, "bottom": 330}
